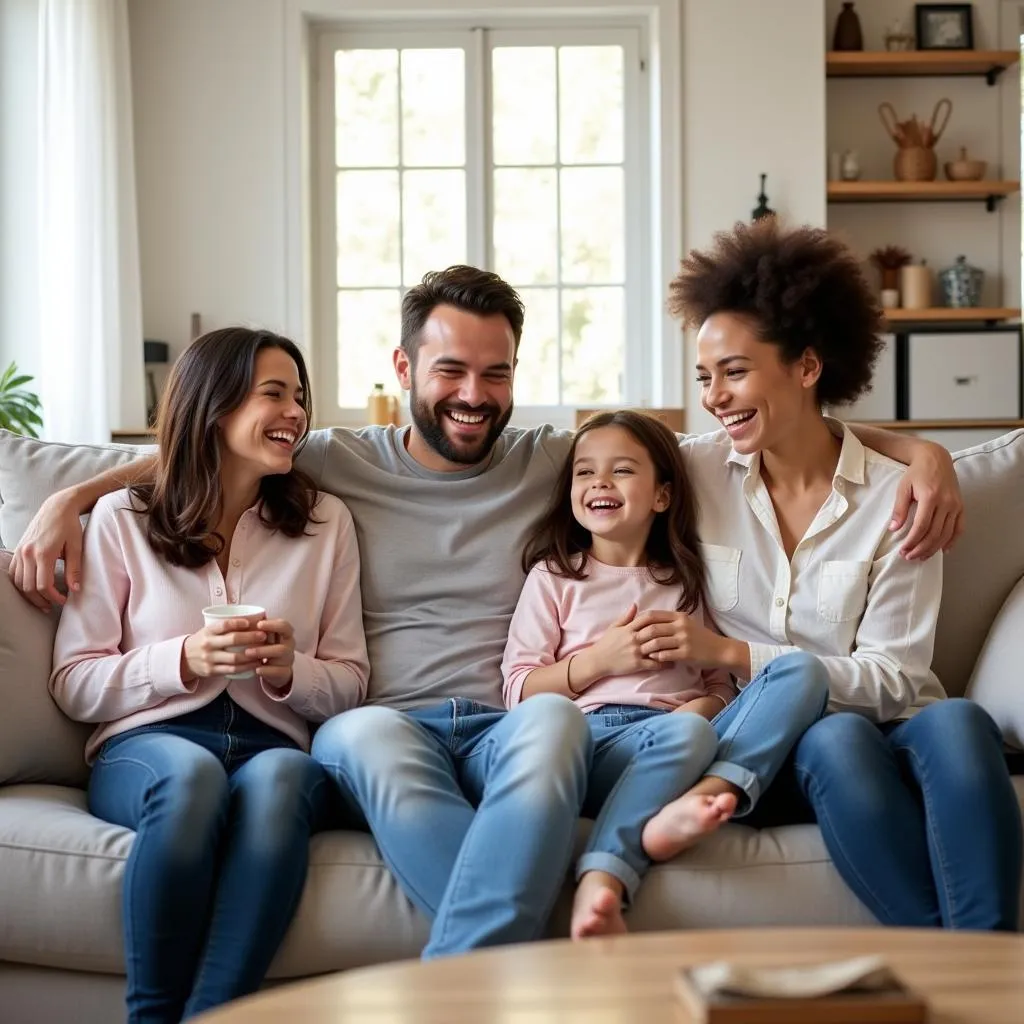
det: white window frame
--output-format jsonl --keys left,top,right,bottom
{"left": 284, "top": 0, "right": 684, "bottom": 429}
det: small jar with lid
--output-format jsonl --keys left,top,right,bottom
{"left": 938, "top": 255, "right": 983, "bottom": 308}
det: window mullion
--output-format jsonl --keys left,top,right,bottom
{"left": 468, "top": 28, "right": 489, "bottom": 268}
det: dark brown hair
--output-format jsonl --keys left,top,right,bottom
{"left": 667, "top": 218, "right": 885, "bottom": 407}
{"left": 401, "top": 265, "right": 525, "bottom": 365}
{"left": 523, "top": 411, "right": 706, "bottom": 613}
{"left": 130, "top": 327, "right": 319, "bottom": 568}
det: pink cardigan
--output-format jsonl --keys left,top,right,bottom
{"left": 50, "top": 489, "right": 369, "bottom": 762}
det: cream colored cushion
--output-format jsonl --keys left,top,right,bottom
{"left": 933, "top": 430, "right": 1024, "bottom": 698}
{"left": 0, "top": 430, "right": 151, "bottom": 550}
{"left": 966, "top": 577, "right": 1024, "bottom": 751}
{"left": 0, "top": 551, "right": 90, "bottom": 787}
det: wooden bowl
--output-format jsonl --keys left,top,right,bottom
{"left": 944, "top": 148, "right": 987, "bottom": 181}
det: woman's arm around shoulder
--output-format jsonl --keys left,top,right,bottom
{"left": 49, "top": 490, "right": 197, "bottom": 723}
{"left": 261, "top": 492, "right": 369, "bottom": 720}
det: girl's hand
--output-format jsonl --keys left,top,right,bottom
{"left": 247, "top": 618, "right": 296, "bottom": 689}
{"left": 182, "top": 619, "right": 266, "bottom": 681}
{"left": 634, "top": 610, "right": 727, "bottom": 668}
{"left": 583, "top": 603, "right": 661, "bottom": 678}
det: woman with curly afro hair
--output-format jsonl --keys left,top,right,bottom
{"left": 637, "top": 218, "right": 1021, "bottom": 932}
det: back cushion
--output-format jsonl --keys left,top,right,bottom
{"left": 0, "top": 430, "right": 151, "bottom": 549}
{"left": 934, "top": 430, "right": 1024, "bottom": 697}
{"left": 0, "top": 550, "right": 90, "bottom": 787}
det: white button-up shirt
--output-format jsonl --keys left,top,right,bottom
{"left": 681, "top": 424, "right": 946, "bottom": 722}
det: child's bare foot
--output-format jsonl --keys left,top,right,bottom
{"left": 570, "top": 871, "right": 628, "bottom": 940}
{"left": 641, "top": 791, "right": 737, "bottom": 862}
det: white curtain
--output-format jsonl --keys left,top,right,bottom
{"left": 38, "top": 0, "right": 145, "bottom": 443}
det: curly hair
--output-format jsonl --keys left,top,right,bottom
{"left": 667, "top": 219, "right": 885, "bottom": 407}
{"left": 522, "top": 410, "right": 706, "bottom": 615}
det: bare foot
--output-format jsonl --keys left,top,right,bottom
{"left": 571, "top": 872, "right": 628, "bottom": 940}
{"left": 641, "top": 791, "right": 738, "bottom": 862}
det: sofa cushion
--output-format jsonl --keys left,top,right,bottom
{"left": 0, "top": 785, "right": 429, "bottom": 977}
{"left": 934, "top": 430, "right": 1024, "bottom": 697}
{"left": 0, "top": 430, "right": 151, "bottom": 550}
{"left": 966, "top": 577, "right": 1024, "bottom": 751}
{"left": 0, "top": 551, "right": 90, "bottom": 788}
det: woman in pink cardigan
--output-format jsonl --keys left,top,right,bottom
{"left": 50, "top": 327, "right": 369, "bottom": 1023}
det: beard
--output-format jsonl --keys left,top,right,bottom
{"left": 409, "top": 387, "right": 513, "bottom": 466}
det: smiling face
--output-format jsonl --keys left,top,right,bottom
{"left": 395, "top": 304, "right": 516, "bottom": 471}
{"left": 570, "top": 425, "right": 670, "bottom": 549}
{"left": 695, "top": 312, "right": 823, "bottom": 456}
{"left": 218, "top": 345, "right": 308, "bottom": 482}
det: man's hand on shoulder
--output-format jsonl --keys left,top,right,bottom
{"left": 890, "top": 440, "right": 964, "bottom": 561}
{"left": 9, "top": 491, "right": 85, "bottom": 611}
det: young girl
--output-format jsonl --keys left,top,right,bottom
{"left": 50, "top": 327, "right": 370, "bottom": 1023}
{"left": 502, "top": 410, "right": 829, "bottom": 940}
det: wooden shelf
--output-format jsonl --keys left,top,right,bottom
{"left": 860, "top": 419, "right": 1024, "bottom": 431}
{"left": 882, "top": 307, "right": 1019, "bottom": 323}
{"left": 826, "top": 50, "right": 1019, "bottom": 83}
{"left": 828, "top": 181, "right": 1019, "bottom": 209}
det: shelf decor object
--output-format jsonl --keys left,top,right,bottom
{"left": 832, "top": 2, "right": 864, "bottom": 51}
{"left": 915, "top": 3, "right": 973, "bottom": 51}
{"left": 938, "top": 255, "right": 984, "bottom": 307}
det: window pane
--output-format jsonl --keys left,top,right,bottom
{"left": 402, "top": 49, "right": 465, "bottom": 167}
{"left": 337, "top": 289, "right": 401, "bottom": 408}
{"left": 562, "top": 287, "right": 624, "bottom": 404}
{"left": 403, "top": 170, "right": 467, "bottom": 285}
{"left": 559, "top": 46, "right": 623, "bottom": 165}
{"left": 511, "top": 288, "right": 559, "bottom": 405}
{"left": 336, "top": 171, "right": 400, "bottom": 287}
{"left": 493, "top": 168, "right": 557, "bottom": 285}
{"left": 335, "top": 50, "right": 398, "bottom": 168}
{"left": 561, "top": 167, "right": 624, "bottom": 284}
{"left": 492, "top": 47, "right": 556, "bottom": 165}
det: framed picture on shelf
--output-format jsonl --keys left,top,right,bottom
{"left": 914, "top": 4, "right": 974, "bottom": 50}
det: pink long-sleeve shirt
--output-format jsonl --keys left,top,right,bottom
{"left": 50, "top": 488, "right": 369, "bottom": 762}
{"left": 502, "top": 558, "right": 736, "bottom": 712}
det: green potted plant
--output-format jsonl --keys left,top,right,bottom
{"left": 0, "top": 362, "right": 43, "bottom": 438}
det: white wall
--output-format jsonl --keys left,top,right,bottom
{"left": 128, "top": 0, "right": 290, "bottom": 359}
{"left": 681, "top": 0, "right": 827, "bottom": 432}
{"left": 0, "top": 0, "right": 41, "bottom": 383}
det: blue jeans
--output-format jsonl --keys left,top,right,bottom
{"left": 581, "top": 650, "right": 830, "bottom": 899}
{"left": 749, "top": 699, "right": 1023, "bottom": 930}
{"left": 311, "top": 694, "right": 591, "bottom": 958}
{"left": 88, "top": 694, "right": 331, "bottom": 1023}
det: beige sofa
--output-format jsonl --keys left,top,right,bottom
{"left": 2, "top": 428, "right": 1024, "bottom": 1024}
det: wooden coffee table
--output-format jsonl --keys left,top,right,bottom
{"left": 197, "top": 928, "right": 1024, "bottom": 1022}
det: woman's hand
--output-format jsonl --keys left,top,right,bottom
{"left": 634, "top": 610, "right": 730, "bottom": 668}
{"left": 9, "top": 492, "right": 85, "bottom": 610}
{"left": 181, "top": 619, "right": 266, "bottom": 682}
{"left": 247, "top": 618, "right": 296, "bottom": 690}
{"left": 891, "top": 441, "right": 964, "bottom": 560}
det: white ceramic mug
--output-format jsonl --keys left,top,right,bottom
{"left": 202, "top": 604, "right": 265, "bottom": 680}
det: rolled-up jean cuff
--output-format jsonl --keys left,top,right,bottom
{"left": 576, "top": 851, "right": 643, "bottom": 905}
{"left": 705, "top": 759, "right": 760, "bottom": 817}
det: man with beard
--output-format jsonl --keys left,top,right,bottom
{"left": 12, "top": 265, "right": 963, "bottom": 958}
